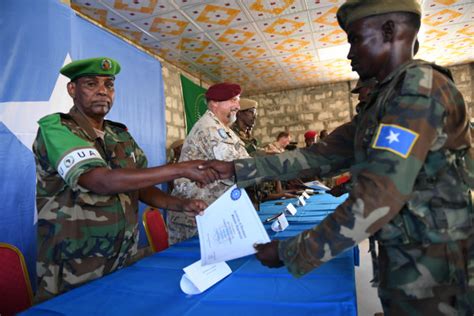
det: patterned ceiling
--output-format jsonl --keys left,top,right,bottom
{"left": 71, "top": 0, "right": 474, "bottom": 94}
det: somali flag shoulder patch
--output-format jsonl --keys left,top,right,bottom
{"left": 372, "top": 124, "right": 419, "bottom": 158}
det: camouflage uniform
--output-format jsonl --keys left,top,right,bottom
{"left": 231, "top": 123, "right": 259, "bottom": 155}
{"left": 234, "top": 61, "right": 473, "bottom": 315}
{"left": 169, "top": 110, "right": 249, "bottom": 244}
{"left": 33, "top": 106, "right": 147, "bottom": 301}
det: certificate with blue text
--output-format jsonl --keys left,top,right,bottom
{"left": 196, "top": 185, "right": 270, "bottom": 265}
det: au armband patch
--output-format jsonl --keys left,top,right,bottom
{"left": 372, "top": 124, "right": 419, "bottom": 158}
{"left": 57, "top": 148, "right": 103, "bottom": 179}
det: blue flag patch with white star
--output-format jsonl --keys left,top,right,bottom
{"left": 372, "top": 124, "right": 419, "bottom": 158}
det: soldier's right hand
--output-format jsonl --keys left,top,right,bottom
{"left": 198, "top": 160, "right": 235, "bottom": 180}
{"left": 178, "top": 160, "right": 220, "bottom": 186}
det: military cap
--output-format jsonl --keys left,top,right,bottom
{"left": 205, "top": 82, "right": 242, "bottom": 101}
{"left": 60, "top": 57, "right": 121, "bottom": 81}
{"left": 351, "top": 77, "right": 377, "bottom": 94}
{"left": 337, "top": 0, "right": 421, "bottom": 31}
{"left": 239, "top": 98, "right": 258, "bottom": 111}
{"left": 304, "top": 130, "right": 317, "bottom": 139}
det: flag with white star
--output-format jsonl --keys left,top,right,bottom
{"left": 372, "top": 124, "right": 419, "bottom": 158}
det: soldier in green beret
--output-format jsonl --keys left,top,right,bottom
{"left": 33, "top": 57, "right": 219, "bottom": 301}
{"left": 203, "top": 1, "right": 473, "bottom": 314}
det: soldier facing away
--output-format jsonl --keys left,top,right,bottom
{"left": 33, "top": 57, "right": 218, "bottom": 301}
{"left": 203, "top": 0, "right": 473, "bottom": 314}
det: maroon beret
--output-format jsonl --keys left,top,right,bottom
{"left": 205, "top": 82, "right": 242, "bottom": 101}
{"left": 304, "top": 130, "right": 317, "bottom": 139}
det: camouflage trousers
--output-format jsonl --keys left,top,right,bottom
{"left": 35, "top": 256, "right": 114, "bottom": 302}
{"left": 376, "top": 239, "right": 474, "bottom": 316}
{"left": 379, "top": 287, "right": 474, "bottom": 315}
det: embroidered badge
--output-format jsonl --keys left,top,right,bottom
{"left": 218, "top": 128, "right": 228, "bottom": 139}
{"left": 101, "top": 58, "right": 112, "bottom": 70}
{"left": 230, "top": 188, "right": 241, "bottom": 201}
{"left": 372, "top": 124, "right": 419, "bottom": 158}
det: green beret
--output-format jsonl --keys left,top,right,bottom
{"left": 60, "top": 57, "right": 121, "bottom": 81}
{"left": 337, "top": 0, "right": 421, "bottom": 31}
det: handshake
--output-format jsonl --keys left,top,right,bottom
{"left": 178, "top": 159, "right": 235, "bottom": 187}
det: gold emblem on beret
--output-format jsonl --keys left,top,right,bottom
{"left": 101, "top": 59, "right": 112, "bottom": 71}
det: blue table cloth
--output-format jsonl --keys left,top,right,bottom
{"left": 23, "top": 192, "right": 357, "bottom": 316}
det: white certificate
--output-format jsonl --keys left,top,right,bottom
{"left": 196, "top": 185, "right": 270, "bottom": 265}
{"left": 180, "top": 260, "right": 231, "bottom": 295}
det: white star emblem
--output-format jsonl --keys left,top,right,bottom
{"left": 0, "top": 54, "right": 72, "bottom": 149}
{"left": 386, "top": 130, "right": 400, "bottom": 144}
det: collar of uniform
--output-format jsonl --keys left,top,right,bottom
{"left": 378, "top": 59, "right": 420, "bottom": 87}
{"left": 68, "top": 106, "right": 102, "bottom": 141}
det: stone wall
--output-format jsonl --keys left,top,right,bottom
{"left": 246, "top": 62, "right": 473, "bottom": 147}
{"left": 160, "top": 62, "right": 473, "bottom": 150}
{"left": 450, "top": 63, "right": 473, "bottom": 119}
{"left": 248, "top": 81, "right": 355, "bottom": 146}
{"left": 161, "top": 62, "right": 208, "bottom": 159}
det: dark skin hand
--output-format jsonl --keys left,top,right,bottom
{"left": 254, "top": 240, "right": 284, "bottom": 268}
{"left": 198, "top": 160, "right": 236, "bottom": 180}
{"left": 139, "top": 186, "right": 207, "bottom": 215}
{"left": 78, "top": 159, "right": 220, "bottom": 195}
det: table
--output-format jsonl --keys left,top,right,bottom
{"left": 23, "top": 192, "right": 357, "bottom": 316}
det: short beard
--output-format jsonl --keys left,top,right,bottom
{"left": 229, "top": 112, "right": 237, "bottom": 124}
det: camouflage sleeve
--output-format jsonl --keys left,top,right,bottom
{"left": 234, "top": 121, "right": 356, "bottom": 188}
{"left": 37, "top": 115, "right": 107, "bottom": 191}
{"left": 278, "top": 65, "right": 465, "bottom": 277}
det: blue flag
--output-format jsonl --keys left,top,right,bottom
{"left": 372, "top": 124, "right": 419, "bottom": 158}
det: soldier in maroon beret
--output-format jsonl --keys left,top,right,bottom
{"left": 303, "top": 130, "right": 317, "bottom": 148}
{"left": 168, "top": 82, "right": 249, "bottom": 244}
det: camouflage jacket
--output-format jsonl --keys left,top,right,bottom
{"left": 33, "top": 106, "right": 147, "bottom": 300}
{"left": 169, "top": 110, "right": 249, "bottom": 244}
{"left": 234, "top": 60, "right": 473, "bottom": 296}
{"left": 231, "top": 123, "right": 259, "bottom": 155}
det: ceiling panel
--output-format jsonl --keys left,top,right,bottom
{"left": 71, "top": 0, "right": 474, "bottom": 94}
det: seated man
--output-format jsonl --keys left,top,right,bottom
{"left": 33, "top": 57, "right": 216, "bottom": 301}
{"left": 304, "top": 130, "right": 317, "bottom": 148}
{"left": 265, "top": 131, "right": 291, "bottom": 154}
{"left": 169, "top": 82, "right": 250, "bottom": 245}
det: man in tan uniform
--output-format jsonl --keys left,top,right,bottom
{"left": 168, "top": 83, "right": 250, "bottom": 245}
